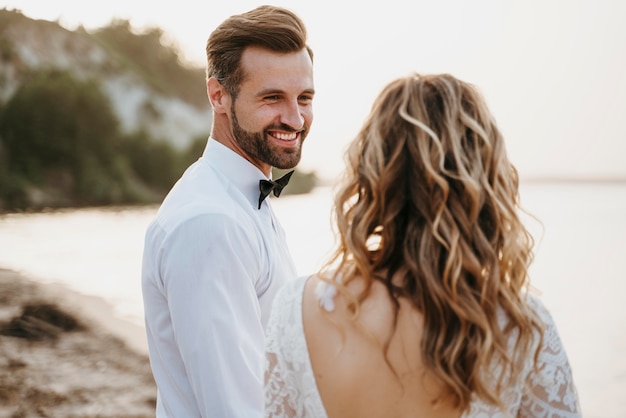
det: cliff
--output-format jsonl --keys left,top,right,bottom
{"left": 0, "top": 8, "right": 211, "bottom": 150}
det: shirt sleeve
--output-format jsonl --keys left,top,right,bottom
{"left": 161, "top": 212, "right": 265, "bottom": 417}
{"left": 518, "top": 299, "right": 582, "bottom": 418}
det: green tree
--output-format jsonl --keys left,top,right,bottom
{"left": 0, "top": 69, "right": 133, "bottom": 208}
{"left": 120, "top": 130, "right": 185, "bottom": 194}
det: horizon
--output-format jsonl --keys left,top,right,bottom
{"left": 2, "top": 0, "right": 626, "bottom": 181}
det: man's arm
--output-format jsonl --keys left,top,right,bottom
{"left": 163, "top": 212, "right": 265, "bottom": 416}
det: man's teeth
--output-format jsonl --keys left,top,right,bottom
{"left": 273, "top": 132, "right": 297, "bottom": 140}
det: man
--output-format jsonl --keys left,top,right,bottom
{"left": 141, "top": 5, "right": 314, "bottom": 416}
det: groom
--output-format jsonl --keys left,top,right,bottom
{"left": 141, "top": 5, "right": 315, "bottom": 416}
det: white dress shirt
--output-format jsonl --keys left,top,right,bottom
{"left": 141, "top": 138, "right": 296, "bottom": 417}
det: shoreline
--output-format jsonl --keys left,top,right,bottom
{"left": 0, "top": 267, "right": 156, "bottom": 416}
{"left": 29, "top": 271, "right": 149, "bottom": 355}
{"left": 0, "top": 266, "right": 149, "bottom": 354}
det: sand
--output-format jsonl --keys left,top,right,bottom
{"left": 0, "top": 268, "right": 157, "bottom": 417}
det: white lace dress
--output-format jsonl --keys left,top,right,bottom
{"left": 264, "top": 276, "right": 581, "bottom": 418}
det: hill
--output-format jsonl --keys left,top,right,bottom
{"left": 0, "top": 8, "right": 211, "bottom": 150}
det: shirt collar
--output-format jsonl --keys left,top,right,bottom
{"left": 201, "top": 138, "right": 268, "bottom": 208}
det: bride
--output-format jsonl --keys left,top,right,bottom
{"left": 264, "top": 73, "right": 580, "bottom": 417}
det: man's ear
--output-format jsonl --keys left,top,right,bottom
{"left": 207, "top": 78, "right": 230, "bottom": 114}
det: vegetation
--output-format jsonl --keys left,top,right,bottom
{"left": 91, "top": 19, "right": 208, "bottom": 108}
{"left": 0, "top": 69, "right": 197, "bottom": 212}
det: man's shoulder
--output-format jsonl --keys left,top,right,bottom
{"left": 158, "top": 166, "right": 255, "bottom": 222}
{"left": 157, "top": 196, "right": 255, "bottom": 235}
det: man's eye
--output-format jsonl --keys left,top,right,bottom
{"left": 265, "top": 95, "right": 280, "bottom": 101}
{"left": 299, "top": 95, "right": 313, "bottom": 103}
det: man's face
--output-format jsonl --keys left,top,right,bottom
{"left": 229, "top": 46, "right": 314, "bottom": 171}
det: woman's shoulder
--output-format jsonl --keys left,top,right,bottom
{"left": 303, "top": 273, "right": 403, "bottom": 345}
{"left": 266, "top": 277, "right": 311, "bottom": 360}
{"left": 522, "top": 292, "right": 558, "bottom": 332}
{"left": 270, "top": 275, "right": 310, "bottom": 317}
{"left": 522, "top": 292, "right": 572, "bottom": 361}
{"left": 281, "top": 274, "right": 310, "bottom": 296}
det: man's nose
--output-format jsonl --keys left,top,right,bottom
{"left": 280, "top": 100, "right": 305, "bottom": 130}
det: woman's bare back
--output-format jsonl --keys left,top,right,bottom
{"left": 302, "top": 275, "right": 463, "bottom": 418}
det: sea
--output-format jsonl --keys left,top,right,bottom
{"left": 0, "top": 182, "right": 624, "bottom": 417}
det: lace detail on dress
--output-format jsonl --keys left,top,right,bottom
{"left": 265, "top": 278, "right": 580, "bottom": 418}
{"left": 265, "top": 276, "right": 328, "bottom": 418}
{"left": 465, "top": 296, "right": 581, "bottom": 417}
{"left": 516, "top": 297, "right": 581, "bottom": 417}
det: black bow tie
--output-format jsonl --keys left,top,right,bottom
{"left": 258, "top": 170, "right": 294, "bottom": 209}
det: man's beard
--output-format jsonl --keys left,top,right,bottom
{"left": 231, "top": 106, "right": 307, "bottom": 170}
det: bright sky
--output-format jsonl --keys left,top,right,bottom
{"left": 3, "top": 0, "right": 626, "bottom": 180}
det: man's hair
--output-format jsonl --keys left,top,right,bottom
{"left": 206, "top": 5, "right": 313, "bottom": 97}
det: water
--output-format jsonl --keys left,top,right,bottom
{"left": 0, "top": 183, "right": 624, "bottom": 417}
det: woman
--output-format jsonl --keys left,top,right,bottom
{"left": 264, "top": 73, "right": 580, "bottom": 417}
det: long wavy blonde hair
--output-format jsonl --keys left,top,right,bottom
{"left": 321, "top": 73, "right": 543, "bottom": 411}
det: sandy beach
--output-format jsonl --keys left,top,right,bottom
{"left": 0, "top": 268, "right": 156, "bottom": 417}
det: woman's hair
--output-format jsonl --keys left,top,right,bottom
{"left": 205, "top": 5, "right": 313, "bottom": 97}
{"left": 322, "top": 73, "right": 543, "bottom": 411}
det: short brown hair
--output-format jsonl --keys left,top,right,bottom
{"left": 206, "top": 5, "right": 313, "bottom": 97}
